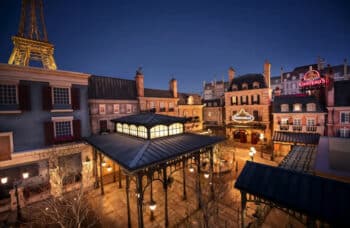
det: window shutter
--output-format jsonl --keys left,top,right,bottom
{"left": 19, "top": 84, "right": 31, "bottom": 111}
{"left": 246, "top": 96, "right": 249, "bottom": 105}
{"left": 240, "top": 96, "right": 242, "bottom": 105}
{"left": 44, "top": 121, "right": 54, "bottom": 145}
{"left": 257, "top": 95, "right": 260, "bottom": 104}
{"left": 341, "top": 113, "right": 345, "bottom": 123}
{"left": 73, "top": 119, "right": 81, "bottom": 140}
{"left": 251, "top": 95, "right": 254, "bottom": 104}
{"left": 42, "top": 86, "right": 52, "bottom": 110}
{"left": 71, "top": 87, "right": 80, "bottom": 110}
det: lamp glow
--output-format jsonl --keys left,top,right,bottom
{"left": 204, "top": 172, "right": 210, "bottom": 179}
{"left": 149, "top": 201, "right": 157, "bottom": 211}
{"left": 107, "top": 165, "right": 112, "bottom": 172}
{"left": 101, "top": 160, "right": 107, "bottom": 167}
{"left": 189, "top": 166, "right": 194, "bottom": 173}
{"left": 259, "top": 133, "right": 264, "bottom": 140}
{"left": 22, "top": 172, "right": 29, "bottom": 179}
{"left": 1, "top": 177, "right": 8, "bottom": 184}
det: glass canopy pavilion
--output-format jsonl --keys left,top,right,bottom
{"left": 85, "top": 113, "right": 224, "bottom": 228}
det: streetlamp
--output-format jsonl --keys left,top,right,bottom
{"left": 188, "top": 165, "right": 194, "bottom": 173}
{"left": 1, "top": 172, "right": 30, "bottom": 223}
{"left": 149, "top": 200, "right": 157, "bottom": 221}
{"left": 203, "top": 171, "right": 210, "bottom": 179}
{"left": 249, "top": 147, "right": 256, "bottom": 161}
{"left": 259, "top": 133, "right": 265, "bottom": 158}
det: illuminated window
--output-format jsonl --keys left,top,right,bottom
{"left": 150, "top": 125, "right": 168, "bottom": 139}
{"left": 242, "top": 96, "right": 247, "bottom": 103}
{"left": 116, "top": 123, "right": 123, "bottom": 132}
{"left": 208, "top": 111, "right": 212, "bottom": 117}
{"left": 123, "top": 124, "right": 129, "bottom": 134}
{"left": 293, "top": 118, "right": 301, "bottom": 126}
{"left": 129, "top": 125, "right": 137, "bottom": 136}
{"left": 53, "top": 87, "right": 70, "bottom": 105}
{"left": 169, "top": 123, "right": 183, "bottom": 135}
{"left": 149, "top": 101, "right": 155, "bottom": 109}
{"left": 126, "top": 104, "right": 132, "bottom": 113}
{"left": 113, "top": 104, "right": 119, "bottom": 113}
{"left": 231, "top": 96, "right": 237, "bottom": 105}
{"left": 187, "top": 96, "right": 194, "bottom": 105}
{"left": 306, "top": 103, "right": 316, "bottom": 112}
{"left": 0, "top": 84, "right": 17, "bottom": 104}
{"left": 99, "top": 104, "right": 106, "bottom": 114}
{"left": 169, "top": 102, "right": 174, "bottom": 111}
{"left": 281, "top": 118, "right": 288, "bottom": 125}
{"left": 293, "top": 104, "right": 302, "bottom": 112}
{"left": 281, "top": 104, "right": 289, "bottom": 112}
{"left": 138, "top": 126, "right": 147, "bottom": 139}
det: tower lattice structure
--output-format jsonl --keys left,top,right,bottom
{"left": 8, "top": 0, "right": 57, "bottom": 70}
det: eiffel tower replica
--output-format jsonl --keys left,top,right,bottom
{"left": 8, "top": 0, "right": 57, "bottom": 70}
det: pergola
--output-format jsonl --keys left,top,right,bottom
{"left": 235, "top": 162, "right": 350, "bottom": 227}
{"left": 85, "top": 113, "right": 224, "bottom": 228}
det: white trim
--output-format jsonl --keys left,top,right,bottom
{"left": 51, "top": 109, "right": 74, "bottom": 113}
{"left": 340, "top": 111, "right": 350, "bottom": 124}
{"left": 0, "top": 132, "right": 14, "bottom": 154}
{"left": 51, "top": 86, "right": 71, "bottom": 105}
{"left": 51, "top": 116, "right": 74, "bottom": 121}
{"left": 99, "top": 104, "right": 106, "bottom": 115}
{"left": 0, "top": 110, "right": 22, "bottom": 114}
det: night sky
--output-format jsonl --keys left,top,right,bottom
{"left": 1, "top": 0, "right": 349, "bottom": 93}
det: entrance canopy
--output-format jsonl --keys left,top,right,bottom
{"left": 86, "top": 132, "right": 223, "bottom": 173}
{"left": 235, "top": 162, "right": 350, "bottom": 226}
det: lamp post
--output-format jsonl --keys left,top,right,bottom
{"left": 259, "top": 133, "right": 264, "bottom": 158}
{"left": 249, "top": 147, "right": 256, "bottom": 161}
{"left": 1, "top": 172, "right": 30, "bottom": 223}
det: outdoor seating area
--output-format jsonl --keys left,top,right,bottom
{"left": 279, "top": 145, "right": 317, "bottom": 174}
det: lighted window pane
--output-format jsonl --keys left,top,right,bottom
{"left": 169, "top": 123, "right": 183, "bottom": 135}
{"left": 123, "top": 124, "right": 129, "bottom": 134}
{"left": 138, "top": 126, "right": 147, "bottom": 139}
{"left": 293, "top": 104, "right": 302, "bottom": 112}
{"left": 116, "top": 123, "right": 123, "bottom": 132}
{"left": 129, "top": 125, "right": 137, "bottom": 136}
{"left": 150, "top": 125, "right": 168, "bottom": 139}
{"left": 306, "top": 103, "right": 316, "bottom": 112}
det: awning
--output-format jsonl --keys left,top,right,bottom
{"left": 235, "top": 162, "right": 350, "bottom": 226}
{"left": 272, "top": 131, "right": 320, "bottom": 144}
{"left": 85, "top": 133, "right": 224, "bottom": 172}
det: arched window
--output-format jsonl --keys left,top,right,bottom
{"left": 242, "top": 83, "right": 248, "bottom": 90}
{"left": 281, "top": 104, "right": 289, "bottom": 112}
{"left": 150, "top": 125, "right": 168, "bottom": 139}
{"left": 293, "top": 103, "right": 302, "bottom": 112}
{"left": 123, "top": 124, "right": 129, "bottom": 134}
{"left": 138, "top": 126, "right": 147, "bottom": 139}
{"left": 253, "top": 81, "right": 260, "bottom": 89}
{"left": 306, "top": 103, "right": 316, "bottom": 112}
{"left": 116, "top": 123, "right": 123, "bottom": 132}
{"left": 169, "top": 123, "right": 183, "bottom": 135}
{"left": 129, "top": 125, "right": 137, "bottom": 136}
{"left": 187, "top": 96, "right": 194, "bottom": 105}
{"left": 232, "top": 84, "right": 238, "bottom": 91}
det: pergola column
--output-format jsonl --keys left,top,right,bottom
{"left": 196, "top": 154, "right": 202, "bottom": 209}
{"left": 125, "top": 176, "right": 131, "bottom": 228}
{"left": 209, "top": 148, "right": 214, "bottom": 198}
{"left": 136, "top": 173, "right": 144, "bottom": 228}
{"left": 240, "top": 191, "right": 247, "bottom": 228}
{"left": 118, "top": 166, "right": 123, "bottom": 188}
{"left": 182, "top": 159, "right": 187, "bottom": 200}
{"left": 98, "top": 153, "right": 104, "bottom": 195}
{"left": 93, "top": 148, "right": 99, "bottom": 188}
{"left": 163, "top": 167, "right": 169, "bottom": 227}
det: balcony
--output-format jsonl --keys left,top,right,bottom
{"left": 292, "top": 125, "right": 302, "bottom": 131}
{"left": 279, "top": 125, "right": 289, "bottom": 131}
{"left": 306, "top": 126, "right": 317, "bottom": 132}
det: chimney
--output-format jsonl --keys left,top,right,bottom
{"left": 280, "top": 67, "right": 284, "bottom": 83}
{"left": 344, "top": 58, "right": 348, "bottom": 80}
{"left": 263, "top": 60, "right": 271, "bottom": 88}
{"left": 169, "top": 78, "right": 178, "bottom": 98}
{"left": 317, "top": 56, "right": 325, "bottom": 70}
{"left": 228, "top": 67, "right": 235, "bottom": 84}
{"left": 135, "top": 67, "right": 144, "bottom": 97}
{"left": 309, "top": 65, "right": 313, "bottom": 71}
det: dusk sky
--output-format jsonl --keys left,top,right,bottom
{"left": 1, "top": 0, "right": 349, "bottom": 93}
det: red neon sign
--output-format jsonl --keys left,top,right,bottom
{"left": 299, "top": 70, "right": 326, "bottom": 87}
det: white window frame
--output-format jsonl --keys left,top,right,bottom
{"left": 306, "top": 103, "right": 316, "bottom": 112}
{"left": 293, "top": 118, "right": 301, "bottom": 126}
{"left": 340, "top": 112, "right": 350, "bottom": 124}
{"left": 113, "top": 104, "right": 120, "bottom": 114}
{"left": 99, "top": 104, "right": 106, "bottom": 115}
{"left": 340, "top": 128, "right": 349, "bottom": 138}
{"left": 51, "top": 116, "right": 73, "bottom": 138}
{"left": 307, "top": 118, "right": 315, "bottom": 126}
{"left": 187, "top": 96, "right": 194, "bottom": 105}
{"left": 52, "top": 86, "right": 71, "bottom": 105}
{"left": 281, "top": 104, "right": 289, "bottom": 112}
{"left": 293, "top": 103, "right": 302, "bottom": 112}
{"left": 281, "top": 118, "right": 289, "bottom": 125}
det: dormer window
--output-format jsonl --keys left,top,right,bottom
{"left": 252, "top": 81, "right": 260, "bottom": 89}
{"left": 293, "top": 103, "right": 302, "bottom": 112}
{"left": 232, "top": 84, "right": 238, "bottom": 91}
{"left": 187, "top": 96, "right": 194, "bottom": 105}
{"left": 242, "top": 83, "right": 248, "bottom": 90}
{"left": 306, "top": 103, "right": 316, "bottom": 112}
{"left": 281, "top": 104, "right": 289, "bottom": 112}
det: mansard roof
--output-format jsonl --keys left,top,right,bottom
{"left": 178, "top": 92, "right": 202, "bottom": 105}
{"left": 144, "top": 88, "right": 174, "bottom": 98}
{"left": 273, "top": 94, "right": 325, "bottom": 113}
{"left": 228, "top": 74, "right": 267, "bottom": 91}
{"left": 88, "top": 75, "right": 137, "bottom": 100}
{"left": 334, "top": 80, "right": 350, "bottom": 106}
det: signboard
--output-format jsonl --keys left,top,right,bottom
{"left": 232, "top": 109, "right": 254, "bottom": 123}
{"left": 299, "top": 70, "right": 326, "bottom": 87}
